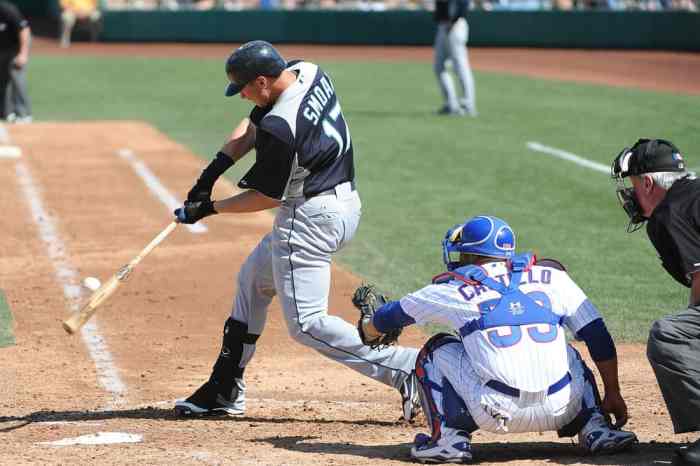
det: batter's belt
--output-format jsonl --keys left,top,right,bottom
{"left": 309, "top": 180, "right": 356, "bottom": 199}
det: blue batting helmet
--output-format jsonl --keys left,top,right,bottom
{"left": 224, "top": 40, "right": 286, "bottom": 97}
{"left": 442, "top": 215, "right": 516, "bottom": 270}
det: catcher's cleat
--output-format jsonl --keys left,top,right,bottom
{"left": 578, "top": 414, "right": 638, "bottom": 455}
{"left": 174, "top": 379, "right": 245, "bottom": 417}
{"left": 410, "top": 427, "right": 473, "bottom": 464}
{"left": 400, "top": 372, "right": 421, "bottom": 421}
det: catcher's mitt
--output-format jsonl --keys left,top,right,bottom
{"left": 352, "top": 284, "right": 402, "bottom": 349}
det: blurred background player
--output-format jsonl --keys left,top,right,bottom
{"left": 59, "top": 0, "right": 102, "bottom": 48}
{"left": 172, "top": 40, "right": 420, "bottom": 421}
{"left": 433, "top": 0, "right": 476, "bottom": 116}
{"left": 0, "top": 0, "right": 31, "bottom": 123}
{"left": 360, "top": 215, "right": 637, "bottom": 463}
{"left": 612, "top": 139, "right": 700, "bottom": 466}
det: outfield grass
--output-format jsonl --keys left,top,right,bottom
{"left": 31, "top": 55, "right": 700, "bottom": 341}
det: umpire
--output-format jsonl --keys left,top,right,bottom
{"left": 611, "top": 138, "right": 700, "bottom": 466}
{"left": 0, "top": 0, "right": 30, "bottom": 121}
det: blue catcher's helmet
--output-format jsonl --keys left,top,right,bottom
{"left": 442, "top": 215, "right": 516, "bottom": 271}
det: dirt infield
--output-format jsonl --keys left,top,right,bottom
{"left": 1, "top": 42, "right": 698, "bottom": 465}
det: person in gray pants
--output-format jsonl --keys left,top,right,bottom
{"left": 433, "top": 0, "right": 476, "bottom": 117}
{"left": 6, "top": 41, "right": 32, "bottom": 123}
{"left": 611, "top": 138, "right": 700, "bottom": 466}
{"left": 0, "top": 0, "right": 31, "bottom": 123}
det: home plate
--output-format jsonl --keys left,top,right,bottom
{"left": 40, "top": 432, "right": 143, "bottom": 446}
{"left": 0, "top": 146, "right": 21, "bottom": 158}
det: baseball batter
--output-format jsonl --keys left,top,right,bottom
{"left": 360, "top": 215, "right": 637, "bottom": 463}
{"left": 173, "top": 40, "right": 420, "bottom": 420}
{"left": 433, "top": 0, "right": 477, "bottom": 116}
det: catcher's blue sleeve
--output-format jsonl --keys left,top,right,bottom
{"left": 576, "top": 318, "right": 616, "bottom": 362}
{"left": 373, "top": 301, "right": 416, "bottom": 333}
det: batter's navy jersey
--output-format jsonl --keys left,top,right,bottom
{"left": 238, "top": 60, "right": 354, "bottom": 201}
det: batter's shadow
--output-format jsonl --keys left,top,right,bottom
{"left": 254, "top": 436, "right": 678, "bottom": 465}
{"left": 0, "top": 407, "right": 400, "bottom": 432}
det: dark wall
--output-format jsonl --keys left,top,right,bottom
{"left": 100, "top": 10, "right": 700, "bottom": 50}
{"left": 8, "top": 0, "right": 57, "bottom": 17}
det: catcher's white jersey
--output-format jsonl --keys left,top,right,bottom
{"left": 400, "top": 261, "right": 600, "bottom": 431}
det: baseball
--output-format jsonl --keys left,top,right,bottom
{"left": 82, "top": 276, "right": 101, "bottom": 291}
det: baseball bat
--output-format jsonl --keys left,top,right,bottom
{"left": 62, "top": 221, "right": 178, "bottom": 334}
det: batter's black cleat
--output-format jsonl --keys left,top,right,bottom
{"left": 174, "top": 379, "right": 245, "bottom": 416}
{"left": 399, "top": 371, "right": 421, "bottom": 422}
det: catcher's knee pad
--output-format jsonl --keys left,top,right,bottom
{"left": 211, "top": 318, "right": 259, "bottom": 391}
{"left": 416, "top": 333, "right": 475, "bottom": 440}
{"left": 443, "top": 378, "right": 478, "bottom": 433}
{"left": 415, "top": 332, "right": 460, "bottom": 373}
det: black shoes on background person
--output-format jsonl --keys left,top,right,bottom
{"left": 676, "top": 438, "right": 700, "bottom": 466}
{"left": 436, "top": 104, "right": 477, "bottom": 117}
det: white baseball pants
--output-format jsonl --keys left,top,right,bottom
{"left": 434, "top": 18, "right": 477, "bottom": 114}
{"left": 428, "top": 342, "right": 596, "bottom": 434}
{"left": 230, "top": 182, "right": 418, "bottom": 389}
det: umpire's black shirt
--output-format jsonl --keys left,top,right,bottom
{"left": 0, "top": 1, "right": 27, "bottom": 54}
{"left": 646, "top": 176, "right": 700, "bottom": 287}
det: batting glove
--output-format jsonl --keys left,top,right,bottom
{"left": 174, "top": 200, "right": 217, "bottom": 224}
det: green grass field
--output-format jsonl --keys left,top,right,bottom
{"left": 0, "top": 290, "right": 15, "bottom": 347}
{"left": 31, "top": 55, "right": 700, "bottom": 341}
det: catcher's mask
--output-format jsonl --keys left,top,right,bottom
{"left": 611, "top": 138, "right": 685, "bottom": 232}
{"left": 443, "top": 215, "right": 515, "bottom": 271}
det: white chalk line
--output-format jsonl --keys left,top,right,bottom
{"left": 117, "top": 148, "right": 207, "bottom": 234}
{"left": 0, "top": 145, "right": 21, "bottom": 158}
{"left": 39, "top": 432, "right": 142, "bottom": 446}
{"left": 0, "top": 124, "right": 9, "bottom": 144}
{"left": 526, "top": 141, "right": 610, "bottom": 174}
{"left": 15, "top": 161, "right": 127, "bottom": 409}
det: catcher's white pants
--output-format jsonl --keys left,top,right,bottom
{"left": 428, "top": 342, "right": 595, "bottom": 434}
{"left": 434, "top": 18, "right": 477, "bottom": 113}
{"left": 230, "top": 184, "right": 418, "bottom": 389}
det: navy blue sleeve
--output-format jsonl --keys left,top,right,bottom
{"left": 237, "top": 128, "right": 294, "bottom": 200}
{"left": 372, "top": 300, "right": 416, "bottom": 333}
{"left": 576, "top": 318, "right": 617, "bottom": 362}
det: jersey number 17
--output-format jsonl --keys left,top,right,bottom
{"left": 322, "top": 101, "right": 352, "bottom": 159}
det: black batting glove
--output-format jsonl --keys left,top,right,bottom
{"left": 186, "top": 151, "right": 235, "bottom": 202}
{"left": 186, "top": 187, "right": 212, "bottom": 203}
{"left": 174, "top": 199, "right": 217, "bottom": 224}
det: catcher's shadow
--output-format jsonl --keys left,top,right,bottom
{"left": 253, "top": 436, "right": 678, "bottom": 465}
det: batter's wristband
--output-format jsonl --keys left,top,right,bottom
{"left": 190, "top": 151, "right": 235, "bottom": 196}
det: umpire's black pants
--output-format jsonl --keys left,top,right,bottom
{"left": 647, "top": 306, "right": 700, "bottom": 434}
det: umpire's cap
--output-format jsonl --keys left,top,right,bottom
{"left": 612, "top": 138, "right": 685, "bottom": 179}
{"left": 225, "top": 40, "right": 286, "bottom": 97}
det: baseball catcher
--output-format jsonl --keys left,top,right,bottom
{"left": 356, "top": 215, "right": 638, "bottom": 463}
{"left": 353, "top": 284, "right": 401, "bottom": 349}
